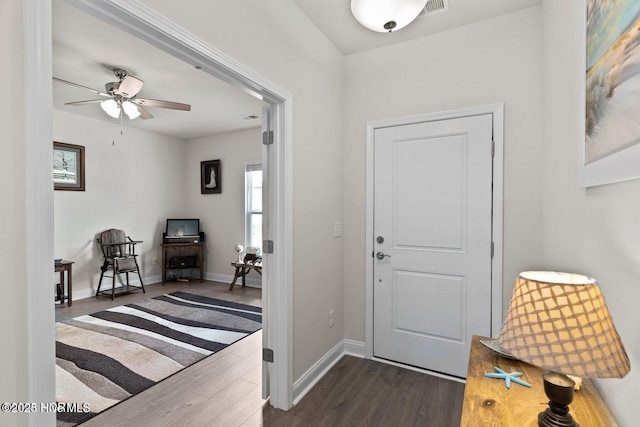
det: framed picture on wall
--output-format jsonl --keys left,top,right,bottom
{"left": 201, "top": 159, "right": 221, "bottom": 194}
{"left": 53, "top": 142, "right": 85, "bottom": 191}
{"left": 582, "top": 0, "right": 640, "bottom": 187}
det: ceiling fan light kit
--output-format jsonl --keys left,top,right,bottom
{"left": 100, "top": 98, "right": 141, "bottom": 120}
{"left": 351, "top": 0, "right": 428, "bottom": 32}
{"left": 100, "top": 99, "right": 121, "bottom": 119}
{"left": 54, "top": 68, "right": 191, "bottom": 121}
{"left": 122, "top": 100, "right": 141, "bottom": 119}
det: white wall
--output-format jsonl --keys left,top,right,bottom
{"left": 0, "top": 1, "right": 28, "bottom": 425}
{"left": 343, "top": 7, "right": 544, "bottom": 341}
{"left": 136, "top": 0, "right": 345, "bottom": 381}
{"left": 53, "top": 110, "right": 187, "bottom": 299}
{"left": 541, "top": 1, "right": 639, "bottom": 425}
{"left": 185, "top": 127, "right": 262, "bottom": 283}
{"left": 53, "top": 113, "right": 264, "bottom": 295}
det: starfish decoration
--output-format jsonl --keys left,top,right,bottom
{"left": 484, "top": 366, "right": 531, "bottom": 389}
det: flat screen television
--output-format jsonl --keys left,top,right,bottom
{"left": 165, "top": 218, "right": 200, "bottom": 237}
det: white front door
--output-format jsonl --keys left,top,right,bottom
{"left": 373, "top": 114, "right": 493, "bottom": 378}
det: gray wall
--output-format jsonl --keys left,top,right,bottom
{"left": 541, "top": 2, "right": 639, "bottom": 425}
{"left": 343, "top": 6, "right": 544, "bottom": 341}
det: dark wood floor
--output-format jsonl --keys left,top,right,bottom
{"left": 55, "top": 281, "right": 464, "bottom": 426}
{"left": 262, "top": 356, "right": 465, "bottom": 427}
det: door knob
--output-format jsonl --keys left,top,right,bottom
{"left": 376, "top": 251, "right": 391, "bottom": 260}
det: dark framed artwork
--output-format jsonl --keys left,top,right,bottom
{"left": 201, "top": 159, "right": 221, "bottom": 194}
{"left": 53, "top": 142, "right": 85, "bottom": 191}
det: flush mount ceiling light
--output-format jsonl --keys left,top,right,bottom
{"left": 351, "top": 0, "right": 428, "bottom": 32}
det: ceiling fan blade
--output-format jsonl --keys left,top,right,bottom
{"left": 115, "top": 75, "right": 144, "bottom": 97}
{"left": 64, "top": 99, "right": 105, "bottom": 106}
{"left": 133, "top": 98, "right": 191, "bottom": 111}
{"left": 136, "top": 105, "right": 154, "bottom": 120}
{"left": 53, "top": 77, "right": 111, "bottom": 97}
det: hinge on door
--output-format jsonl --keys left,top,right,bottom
{"left": 491, "top": 241, "right": 495, "bottom": 258}
{"left": 491, "top": 139, "right": 495, "bottom": 157}
{"left": 263, "top": 348, "right": 274, "bottom": 363}
{"left": 263, "top": 240, "right": 274, "bottom": 253}
{"left": 263, "top": 130, "right": 274, "bottom": 145}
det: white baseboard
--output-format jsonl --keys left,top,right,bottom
{"left": 293, "top": 339, "right": 345, "bottom": 405}
{"left": 206, "top": 272, "right": 262, "bottom": 288}
{"left": 69, "top": 270, "right": 262, "bottom": 302}
{"left": 70, "top": 274, "right": 161, "bottom": 301}
{"left": 343, "top": 339, "right": 366, "bottom": 358}
{"left": 292, "top": 339, "right": 366, "bottom": 405}
{"left": 72, "top": 287, "right": 96, "bottom": 301}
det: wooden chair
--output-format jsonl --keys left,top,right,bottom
{"left": 96, "top": 229, "right": 145, "bottom": 300}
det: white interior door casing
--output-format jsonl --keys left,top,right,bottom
{"left": 373, "top": 114, "right": 494, "bottom": 378}
{"left": 26, "top": 2, "right": 295, "bottom": 423}
{"left": 261, "top": 104, "right": 272, "bottom": 399}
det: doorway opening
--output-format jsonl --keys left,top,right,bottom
{"left": 25, "top": 1, "right": 293, "bottom": 423}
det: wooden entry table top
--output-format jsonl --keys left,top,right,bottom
{"left": 460, "top": 335, "right": 617, "bottom": 427}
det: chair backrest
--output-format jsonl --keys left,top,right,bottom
{"left": 99, "top": 229, "right": 128, "bottom": 257}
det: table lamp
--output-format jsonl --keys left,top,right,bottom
{"left": 498, "top": 271, "right": 630, "bottom": 427}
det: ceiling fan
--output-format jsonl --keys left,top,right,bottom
{"left": 53, "top": 68, "right": 191, "bottom": 120}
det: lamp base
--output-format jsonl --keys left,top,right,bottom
{"left": 538, "top": 402, "right": 580, "bottom": 427}
{"left": 538, "top": 372, "right": 580, "bottom": 427}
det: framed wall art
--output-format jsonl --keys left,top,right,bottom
{"left": 582, "top": 0, "right": 640, "bottom": 187}
{"left": 201, "top": 159, "right": 221, "bottom": 194}
{"left": 53, "top": 142, "right": 85, "bottom": 191}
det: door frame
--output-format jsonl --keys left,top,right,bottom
{"left": 364, "top": 104, "right": 504, "bottom": 370}
{"left": 25, "top": 0, "right": 294, "bottom": 424}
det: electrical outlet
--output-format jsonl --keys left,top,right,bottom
{"left": 328, "top": 309, "right": 335, "bottom": 328}
{"left": 334, "top": 221, "right": 342, "bottom": 238}
{"left": 152, "top": 257, "right": 158, "bottom": 265}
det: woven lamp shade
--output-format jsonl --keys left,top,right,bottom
{"left": 498, "top": 271, "right": 630, "bottom": 378}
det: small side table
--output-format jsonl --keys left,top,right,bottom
{"left": 229, "top": 261, "right": 262, "bottom": 291}
{"left": 55, "top": 260, "right": 74, "bottom": 307}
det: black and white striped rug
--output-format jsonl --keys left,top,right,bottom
{"left": 55, "top": 291, "right": 261, "bottom": 426}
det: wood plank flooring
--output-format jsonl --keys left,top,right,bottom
{"left": 54, "top": 279, "right": 262, "bottom": 322}
{"left": 262, "top": 357, "right": 464, "bottom": 427}
{"left": 56, "top": 280, "right": 266, "bottom": 426}
{"left": 55, "top": 280, "right": 464, "bottom": 426}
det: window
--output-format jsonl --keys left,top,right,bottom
{"left": 245, "top": 163, "right": 262, "bottom": 251}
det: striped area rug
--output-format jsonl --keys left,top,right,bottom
{"left": 55, "top": 291, "right": 261, "bottom": 426}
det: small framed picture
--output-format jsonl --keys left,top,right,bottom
{"left": 53, "top": 142, "right": 85, "bottom": 191}
{"left": 201, "top": 159, "right": 221, "bottom": 194}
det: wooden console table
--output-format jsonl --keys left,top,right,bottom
{"left": 461, "top": 335, "right": 617, "bottom": 426}
{"left": 161, "top": 243, "right": 204, "bottom": 284}
{"left": 55, "top": 260, "right": 74, "bottom": 306}
{"left": 229, "top": 261, "right": 262, "bottom": 291}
